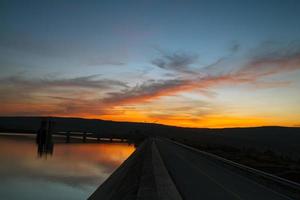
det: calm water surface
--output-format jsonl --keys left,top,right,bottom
{"left": 0, "top": 135, "right": 135, "bottom": 200}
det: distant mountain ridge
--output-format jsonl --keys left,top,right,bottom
{"left": 0, "top": 116, "right": 299, "bottom": 159}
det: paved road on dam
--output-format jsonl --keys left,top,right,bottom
{"left": 89, "top": 138, "right": 298, "bottom": 200}
{"left": 155, "top": 138, "right": 294, "bottom": 200}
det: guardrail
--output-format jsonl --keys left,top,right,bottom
{"left": 168, "top": 138, "right": 300, "bottom": 199}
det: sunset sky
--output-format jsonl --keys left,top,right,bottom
{"left": 1, "top": 0, "right": 300, "bottom": 128}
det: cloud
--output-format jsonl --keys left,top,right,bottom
{"left": 101, "top": 74, "right": 248, "bottom": 106}
{"left": 0, "top": 74, "right": 127, "bottom": 90}
{"left": 230, "top": 43, "right": 240, "bottom": 53}
{"left": 102, "top": 79, "right": 194, "bottom": 105}
{"left": 99, "top": 74, "right": 271, "bottom": 107}
{"left": 1, "top": 41, "right": 300, "bottom": 119}
{"left": 102, "top": 42, "right": 300, "bottom": 106}
{"left": 239, "top": 42, "right": 300, "bottom": 77}
{"left": 0, "top": 74, "right": 129, "bottom": 116}
{"left": 151, "top": 51, "right": 198, "bottom": 73}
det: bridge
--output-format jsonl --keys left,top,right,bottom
{"left": 33, "top": 118, "right": 142, "bottom": 156}
{"left": 88, "top": 138, "right": 300, "bottom": 200}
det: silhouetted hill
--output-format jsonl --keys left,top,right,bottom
{"left": 0, "top": 116, "right": 299, "bottom": 159}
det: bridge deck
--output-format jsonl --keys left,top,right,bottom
{"left": 88, "top": 138, "right": 298, "bottom": 200}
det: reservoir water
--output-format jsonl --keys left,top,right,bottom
{"left": 0, "top": 134, "right": 135, "bottom": 200}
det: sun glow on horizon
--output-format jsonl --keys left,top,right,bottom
{"left": 1, "top": 1, "right": 300, "bottom": 129}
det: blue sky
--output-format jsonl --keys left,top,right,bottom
{"left": 1, "top": 0, "right": 300, "bottom": 127}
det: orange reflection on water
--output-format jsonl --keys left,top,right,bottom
{"left": 0, "top": 135, "right": 135, "bottom": 199}
{"left": 54, "top": 142, "right": 135, "bottom": 169}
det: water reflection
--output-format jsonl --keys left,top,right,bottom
{"left": 0, "top": 135, "right": 135, "bottom": 200}
{"left": 36, "top": 119, "right": 54, "bottom": 157}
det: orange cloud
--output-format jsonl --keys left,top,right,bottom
{"left": 1, "top": 43, "right": 300, "bottom": 128}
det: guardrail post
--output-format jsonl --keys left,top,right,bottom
{"left": 66, "top": 132, "right": 70, "bottom": 143}
{"left": 97, "top": 133, "right": 100, "bottom": 142}
{"left": 83, "top": 132, "right": 86, "bottom": 142}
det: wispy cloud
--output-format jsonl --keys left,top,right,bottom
{"left": 0, "top": 74, "right": 127, "bottom": 90}
{"left": 103, "top": 42, "right": 300, "bottom": 106}
{"left": 103, "top": 79, "right": 192, "bottom": 105}
{"left": 151, "top": 51, "right": 198, "bottom": 74}
{"left": 1, "top": 41, "right": 300, "bottom": 121}
{"left": 240, "top": 41, "right": 300, "bottom": 76}
{"left": 229, "top": 43, "right": 240, "bottom": 53}
{"left": 0, "top": 74, "right": 128, "bottom": 116}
